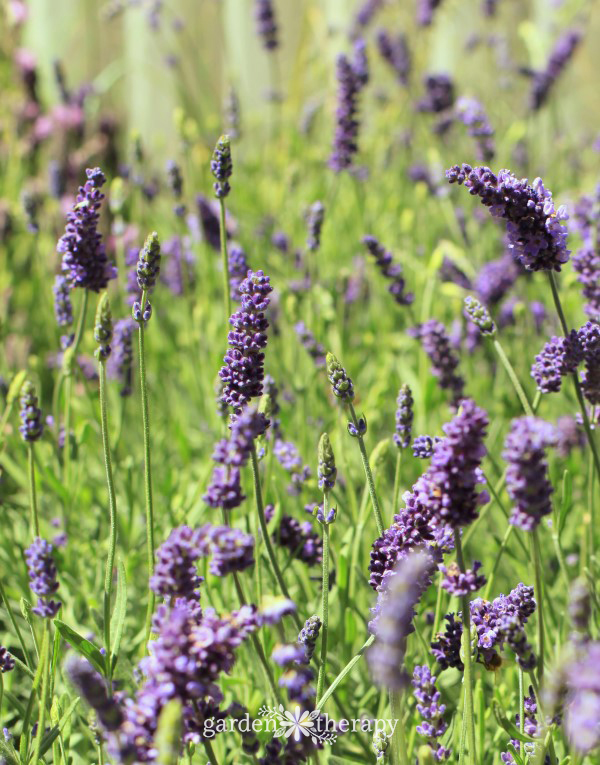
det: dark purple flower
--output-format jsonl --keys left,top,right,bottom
{"left": 318, "top": 433, "right": 337, "bottom": 491}
{"left": 306, "top": 201, "right": 325, "bottom": 252}
{"left": 25, "top": 538, "right": 61, "bottom": 618}
{"left": 412, "top": 665, "right": 451, "bottom": 761}
{"left": 440, "top": 256, "right": 471, "bottom": 289}
{"left": 326, "top": 352, "right": 355, "bottom": 401}
{"left": 354, "top": 0, "right": 383, "bottom": 29}
{"left": 565, "top": 642, "right": 600, "bottom": 752}
{"left": 531, "top": 331, "right": 583, "bottom": 393}
{"left": 456, "top": 97, "right": 495, "bottom": 162}
{"left": 368, "top": 551, "right": 434, "bottom": 686}
{"left": 150, "top": 525, "right": 208, "bottom": 600}
{"left": 0, "top": 645, "right": 15, "bottom": 673}
{"left": 447, "top": 165, "right": 570, "bottom": 272}
{"left": 136, "top": 231, "right": 161, "bottom": 292}
{"left": 298, "top": 615, "right": 321, "bottom": 663}
{"left": 579, "top": 320, "right": 600, "bottom": 405}
{"left": 19, "top": 380, "right": 43, "bottom": 443}
{"left": 254, "top": 0, "right": 278, "bottom": 51}
{"left": 474, "top": 254, "right": 520, "bottom": 306}
{"left": 294, "top": 322, "right": 326, "bottom": 368}
{"left": 412, "top": 435, "right": 441, "bottom": 459}
{"left": 66, "top": 656, "right": 123, "bottom": 731}
{"left": 196, "top": 194, "right": 228, "bottom": 252}
{"left": 530, "top": 30, "right": 581, "bottom": 111}
{"left": 363, "top": 235, "right": 414, "bottom": 306}
{"left": 53, "top": 274, "right": 73, "bottom": 329}
{"left": 376, "top": 29, "right": 410, "bottom": 85}
{"left": 57, "top": 167, "right": 117, "bottom": 292}
{"left": 211, "top": 135, "right": 232, "bottom": 199}
{"left": 417, "top": 74, "right": 454, "bottom": 113}
{"left": 503, "top": 417, "right": 557, "bottom": 531}
{"left": 329, "top": 54, "right": 363, "bottom": 173}
{"left": 417, "top": 0, "right": 444, "bottom": 26}
{"left": 270, "top": 230, "right": 289, "bottom": 253}
{"left": 572, "top": 246, "right": 600, "bottom": 320}
{"left": 266, "top": 506, "right": 322, "bottom": 566}
{"left": 228, "top": 243, "right": 250, "bottom": 303}
{"left": 207, "top": 526, "right": 254, "bottom": 577}
{"left": 394, "top": 384, "right": 414, "bottom": 449}
{"left": 431, "top": 613, "right": 463, "bottom": 670}
{"left": 107, "top": 318, "right": 135, "bottom": 396}
{"left": 440, "top": 560, "right": 486, "bottom": 596}
{"left": 219, "top": 270, "right": 273, "bottom": 414}
{"left": 408, "top": 320, "right": 465, "bottom": 407}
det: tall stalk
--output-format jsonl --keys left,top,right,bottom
{"left": 454, "top": 530, "right": 477, "bottom": 765}
{"left": 532, "top": 530, "right": 545, "bottom": 683}
{"left": 348, "top": 403, "right": 385, "bottom": 535}
{"left": 219, "top": 198, "right": 231, "bottom": 322}
{"left": 389, "top": 688, "right": 409, "bottom": 765}
{"left": 316, "top": 513, "right": 330, "bottom": 702}
{"left": 63, "top": 290, "right": 90, "bottom": 486}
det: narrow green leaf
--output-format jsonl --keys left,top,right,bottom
{"left": 53, "top": 620, "right": 106, "bottom": 675}
{"left": 0, "top": 739, "right": 19, "bottom": 765}
{"left": 492, "top": 700, "right": 536, "bottom": 743}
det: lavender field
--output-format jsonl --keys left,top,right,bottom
{"left": 1, "top": 1, "right": 600, "bottom": 764}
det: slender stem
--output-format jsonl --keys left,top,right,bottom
{"left": 99, "top": 360, "right": 118, "bottom": 688}
{"left": 392, "top": 450, "right": 402, "bottom": 514}
{"left": 317, "top": 634, "right": 375, "bottom": 710}
{"left": 250, "top": 443, "right": 301, "bottom": 630}
{"left": 492, "top": 338, "right": 534, "bottom": 417}
{"left": 547, "top": 271, "right": 600, "bottom": 486}
{"left": 138, "top": 289, "right": 156, "bottom": 640}
{"left": 532, "top": 530, "right": 545, "bottom": 683}
{"left": 348, "top": 403, "right": 384, "bottom": 536}
{"left": 0, "top": 579, "right": 33, "bottom": 668}
{"left": 389, "top": 689, "right": 409, "bottom": 765}
{"left": 518, "top": 668, "right": 525, "bottom": 759}
{"left": 31, "top": 623, "right": 50, "bottom": 765}
{"left": 454, "top": 530, "right": 477, "bottom": 765}
{"left": 316, "top": 510, "right": 330, "bottom": 703}
{"left": 64, "top": 290, "right": 90, "bottom": 485}
{"left": 218, "top": 198, "right": 231, "bottom": 322}
{"left": 202, "top": 736, "right": 221, "bottom": 765}
{"left": 28, "top": 444, "right": 40, "bottom": 538}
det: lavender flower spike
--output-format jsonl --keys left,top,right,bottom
{"left": 531, "top": 331, "right": 582, "bottom": 394}
{"left": 455, "top": 97, "right": 495, "bottom": 162}
{"left": 66, "top": 656, "right": 123, "bottom": 731}
{"left": 464, "top": 296, "right": 495, "bottom": 336}
{"left": 25, "top": 537, "right": 61, "bottom": 618}
{"left": 318, "top": 432, "right": 337, "bottom": 491}
{"left": 408, "top": 320, "right": 465, "bottom": 407}
{"left": 447, "top": 165, "right": 570, "bottom": 272}
{"left": 394, "top": 384, "right": 413, "bottom": 449}
{"left": 412, "top": 665, "right": 451, "bottom": 761}
{"left": 211, "top": 134, "right": 232, "bottom": 199}
{"left": 57, "top": 167, "right": 117, "bottom": 292}
{"left": 254, "top": 0, "right": 278, "bottom": 51}
{"left": 363, "top": 235, "right": 414, "bottom": 306}
{"left": 0, "top": 646, "right": 15, "bottom": 673}
{"left": 530, "top": 30, "right": 581, "bottom": 111}
{"left": 329, "top": 53, "right": 362, "bottom": 173}
{"left": 440, "top": 560, "right": 486, "bottom": 596}
{"left": 19, "top": 380, "right": 43, "bottom": 442}
{"left": 579, "top": 320, "right": 600, "bottom": 405}
{"left": 376, "top": 30, "right": 411, "bottom": 86}
{"left": 107, "top": 318, "right": 135, "bottom": 396}
{"left": 93, "top": 292, "right": 113, "bottom": 361}
{"left": 503, "top": 417, "right": 557, "bottom": 531}
{"left": 326, "top": 352, "right": 355, "bottom": 401}
{"left": 136, "top": 231, "right": 161, "bottom": 292}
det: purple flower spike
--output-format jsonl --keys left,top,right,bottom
{"left": 440, "top": 560, "right": 486, "bottom": 596}
{"left": 412, "top": 435, "right": 441, "bottom": 459}
{"left": 294, "top": 322, "right": 326, "bottom": 368}
{"left": 579, "top": 320, "right": 600, "bottom": 405}
{"left": 565, "top": 642, "right": 600, "bottom": 753}
{"left": 254, "top": 0, "right": 278, "bottom": 51}
{"left": 531, "top": 331, "right": 583, "bottom": 393}
{"left": 0, "top": 646, "right": 15, "bottom": 673}
{"left": 207, "top": 526, "right": 254, "bottom": 577}
{"left": 66, "top": 657, "right": 123, "bottom": 731}
{"left": 447, "top": 165, "right": 570, "bottom": 272}
{"left": 573, "top": 245, "right": 600, "bottom": 320}
{"left": 409, "top": 320, "right": 465, "bottom": 407}
{"left": 107, "top": 318, "right": 135, "bottom": 397}
{"left": 150, "top": 525, "right": 208, "bottom": 600}
{"left": 306, "top": 201, "right": 325, "bottom": 252}
{"left": 394, "top": 384, "right": 414, "bottom": 449}
{"left": 417, "top": 74, "right": 454, "bottom": 114}
{"left": 412, "top": 665, "right": 451, "bottom": 761}
{"left": 219, "top": 269, "right": 273, "bottom": 414}
{"left": 431, "top": 613, "right": 463, "bottom": 670}
{"left": 19, "top": 380, "right": 44, "bottom": 443}
{"left": 503, "top": 417, "right": 557, "bottom": 531}
{"left": 57, "top": 167, "right": 117, "bottom": 292}
{"left": 25, "top": 538, "right": 61, "bottom": 618}
{"left": 456, "top": 97, "right": 495, "bottom": 162}
{"left": 363, "top": 236, "right": 414, "bottom": 306}
{"left": 329, "top": 53, "right": 365, "bottom": 173}
{"left": 530, "top": 30, "right": 581, "bottom": 111}
{"left": 376, "top": 29, "right": 411, "bottom": 86}
{"left": 211, "top": 135, "right": 232, "bottom": 199}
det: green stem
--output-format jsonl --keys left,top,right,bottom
{"left": 31, "top": 623, "right": 50, "bottom": 765}
{"left": 250, "top": 444, "right": 301, "bottom": 630}
{"left": 0, "top": 579, "right": 33, "bottom": 669}
{"left": 532, "top": 530, "right": 545, "bottom": 683}
{"left": 548, "top": 271, "right": 600, "bottom": 487}
{"left": 317, "top": 634, "right": 375, "bottom": 710}
{"left": 99, "top": 361, "right": 118, "bottom": 688}
{"left": 389, "top": 689, "right": 409, "bottom": 765}
{"left": 218, "top": 198, "right": 231, "bottom": 322}
{"left": 139, "top": 289, "right": 156, "bottom": 640}
{"left": 519, "top": 668, "right": 525, "bottom": 759}
{"left": 203, "top": 736, "right": 221, "bottom": 765}
{"left": 492, "top": 338, "right": 534, "bottom": 417}
{"left": 348, "top": 403, "right": 385, "bottom": 536}
{"left": 455, "top": 530, "right": 477, "bottom": 765}
{"left": 392, "top": 449, "right": 402, "bottom": 514}
{"left": 28, "top": 444, "right": 40, "bottom": 538}
{"left": 316, "top": 514, "right": 330, "bottom": 703}
{"left": 63, "top": 290, "right": 90, "bottom": 485}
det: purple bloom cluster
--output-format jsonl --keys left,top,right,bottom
{"left": 363, "top": 235, "right": 414, "bottom": 305}
{"left": 447, "top": 165, "right": 570, "bottom": 272}
{"left": 25, "top": 538, "right": 61, "bottom": 618}
{"left": 306, "top": 201, "right": 325, "bottom": 252}
{"left": 565, "top": 642, "right": 600, "bottom": 752}
{"left": 475, "top": 254, "right": 520, "bottom": 306}
{"left": 503, "top": 417, "right": 557, "bottom": 531}
{"left": 326, "top": 352, "right": 355, "bottom": 401}
{"left": 440, "top": 560, "right": 486, "bottom": 596}
{"left": 274, "top": 438, "right": 311, "bottom": 495}
{"left": 294, "top": 322, "right": 326, "bottom": 368}
{"left": 531, "top": 331, "right": 583, "bottom": 393}
{"left": 530, "top": 30, "right": 581, "bottom": 111}
{"left": 66, "top": 657, "right": 124, "bottom": 731}
{"left": 368, "top": 551, "right": 434, "bottom": 687}
{"left": 228, "top": 243, "right": 250, "bottom": 302}
{"left": 107, "top": 318, "right": 135, "bottom": 396}
{"left": 298, "top": 615, "right": 321, "bottom": 663}
{"left": 501, "top": 687, "right": 542, "bottom": 763}
{"left": 196, "top": 194, "right": 227, "bottom": 251}
{"left": 57, "top": 167, "right": 117, "bottom": 292}
{"left": 150, "top": 525, "right": 208, "bottom": 600}
{"left": 272, "top": 643, "right": 315, "bottom": 703}
{"left": 205, "top": 407, "right": 269, "bottom": 510}
{"left": 219, "top": 270, "right": 273, "bottom": 414}
{"left": 464, "top": 296, "right": 495, "bottom": 335}
{"left": 376, "top": 29, "right": 411, "bottom": 85}
{"left": 579, "top": 320, "right": 600, "bottom": 405}
{"left": 19, "top": 380, "right": 43, "bottom": 443}
{"left": 211, "top": 134, "right": 232, "bottom": 199}
{"left": 417, "top": 74, "right": 455, "bottom": 114}
{"left": 455, "top": 97, "right": 495, "bottom": 162}
{"left": 394, "top": 384, "right": 414, "bottom": 450}
{"left": 254, "top": 0, "right": 278, "bottom": 51}
{"left": 572, "top": 245, "right": 600, "bottom": 320}
{"left": 266, "top": 505, "right": 323, "bottom": 566}
{"left": 431, "top": 613, "right": 463, "bottom": 670}
{"left": 207, "top": 525, "right": 254, "bottom": 577}
{"left": 409, "top": 320, "right": 465, "bottom": 407}
{"left": 412, "top": 665, "right": 451, "bottom": 761}
{"left": 417, "top": 0, "right": 444, "bottom": 26}
{"left": 354, "top": 0, "right": 383, "bottom": 29}
{"left": 0, "top": 645, "right": 14, "bottom": 673}
{"left": 329, "top": 50, "right": 367, "bottom": 173}
{"left": 412, "top": 435, "right": 441, "bottom": 459}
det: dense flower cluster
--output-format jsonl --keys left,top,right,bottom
{"left": 211, "top": 134, "right": 232, "bottom": 198}
{"left": 412, "top": 665, "right": 451, "bottom": 761}
{"left": 136, "top": 231, "right": 161, "bottom": 292}
{"left": 474, "top": 254, "right": 520, "bottom": 306}
{"left": 354, "top": 0, "right": 383, "bottom": 29}
{"left": 266, "top": 505, "right": 323, "bottom": 566}
{"left": 501, "top": 687, "right": 542, "bottom": 764}
{"left": 254, "top": 0, "right": 278, "bottom": 51}
{"left": 417, "top": 74, "right": 455, "bottom": 114}
{"left": 572, "top": 245, "right": 600, "bottom": 320}
{"left": 440, "top": 560, "right": 486, "bottom": 596}
{"left": 19, "top": 380, "right": 44, "bottom": 442}
{"left": 579, "top": 320, "right": 600, "bottom": 405}
{"left": 363, "top": 235, "right": 414, "bottom": 305}
{"left": 376, "top": 29, "right": 410, "bottom": 85}
{"left": 326, "top": 352, "right": 355, "bottom": 401}
{"left": 107, "top": 318, "right": 135, "bottom": 396}
{"left": 503, "top": 417, "right": 557, "bottom": 531}
{"left": 394, "top": 383, "right": 413, "bottom": 449}
{"left": 207, "top": 525, "right": 255, "bottom": 577}
{"left": 329, "top": 49, "right": 367, "bottom": 172}
{"left": 408, "top": 320, "right": 465, "bottom": 406}
{"left": 219, "top": 269, "right": 273, "bottom": 413}
{"left": 317, "top": 432, "right": 337, "bottom": 491}
{"left": 531, "top": 331, "right": 583, "bottom": 393}
{"left": 464, "top": 295, "right": 495, "bottom": 335}
{"left": 272, "top": 643, "right": 314, "bottom": 703}
{"left": 298, "top": 615, "right": 321, "bottom": 663}
{"left": 530, "top": 30, "right": 581, "bottom": 111}
{"left": 412, "top": 435, "right": 441, "bottom": 459}
{"left": 25, "top": 537, "right": 61, "bottom": 618}
{"left": 57, "top": 167, "right": 117, "bottom": 292}
{"left": 431, "top": 613, "right": 463, "bottom": 670}
{"left": 447, "top": 165, "right": 570, "bottom": 272}
{"left": 0, "top": 645, "right": 15, "bottom": 673}
{"left": 455, "top": 97, "right": 495, "bottom": 161}
{"left": 228, "top": 243, "right": 250, "bottom": 302}
{"left": 417, "top": 0, "right": 444, "bottom": 26}
{"left": 150, "top": 525, "right": 207, "bottom": 600}
{"left": 66, "top": 657, "right": 124, "bottom": 731}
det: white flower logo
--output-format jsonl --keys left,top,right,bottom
{"left": 258, "top": 704, "right": 337, "bottom": 746}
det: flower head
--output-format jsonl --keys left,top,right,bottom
{"left": 93, "top": 292, "right": 112, "bottom": 360}
{"left": 326, "top": 352, "right": 355, "bottom": 401}
{"left": 394, "top": 384, "right": 414, "bottom": 449}
{"left": 317, "top": 433, "right": 337, "bottom": 491}
{"left": 211, "top": 134, "right": 232, "bottom": 198}
{"left": 25, "top": 538, "right": 61, "bottom": 618}
{"left": 19, "top": 380, "right": 43, "bottom": 443}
